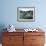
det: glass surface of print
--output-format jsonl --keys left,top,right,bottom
{"left": 17, "top": 7, "right": 35, "bottom": 22}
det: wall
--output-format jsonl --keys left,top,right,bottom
{"left": 0, "top": 0, "right": 46, "bottom": 30}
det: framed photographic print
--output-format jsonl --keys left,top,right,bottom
{"left": 17, "top": 7, "right": 35, "bottom": 22}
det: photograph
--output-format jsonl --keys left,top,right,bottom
{"left": 17, "top": 7, "right": 35, "bottom": 22}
